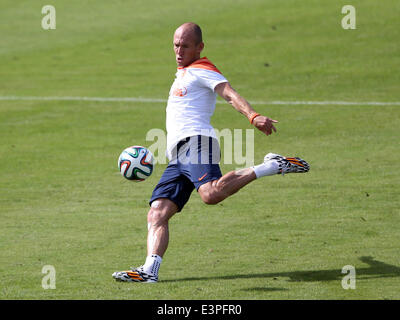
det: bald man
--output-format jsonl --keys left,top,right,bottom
{"left": 112, "top": 23, "right": 309, "bottom": 283}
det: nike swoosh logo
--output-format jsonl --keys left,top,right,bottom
{"left": 198, "top": 173, "right": 208, "bottom": 181}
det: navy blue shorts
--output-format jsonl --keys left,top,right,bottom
{"left": 149, "top": 135, "right": 222, "bottom": 212}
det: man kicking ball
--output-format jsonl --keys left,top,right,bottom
{"left": 112, "top": 22, "right": 309, "bottom": 283}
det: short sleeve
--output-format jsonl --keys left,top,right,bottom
{"left": 193, "top": 69, "right": 229, "bottom": 91}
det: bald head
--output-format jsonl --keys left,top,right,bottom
{"left": 173, "top": 22, "right": 204, "bottom": 67}
{"left": 174, "top": 22, "right": 203, "bottom": 45}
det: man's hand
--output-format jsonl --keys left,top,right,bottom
{"left": 252, "top": 115, "right": 278, "bottom": 136}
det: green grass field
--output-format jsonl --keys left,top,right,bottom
{"left": 1, "top": 0, "right": 399, "bottom": 300}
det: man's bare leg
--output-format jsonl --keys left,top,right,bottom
{"left": 147, "top": 198, "right": 178, "bottom": 257}
{"left": 112, "top": 198, "right": 178, "bottom": 282}
{"left": 198, "top": 153, "right": 310, "bottom": 205}
{"left": 198, "top": 167, "right": 257, "bottom": 205}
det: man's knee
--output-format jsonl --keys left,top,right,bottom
{"left": 199, "top": 188, "right": 223, "bottom": 205}
{"left": 148, "top": 199, "right": 177, "bottom": 227}
{"left": 148, "top": 207, "right": 167, "bottom": 226}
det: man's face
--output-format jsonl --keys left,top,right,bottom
{"left": 173, "top": 31, "right": 203, "bottom": 68}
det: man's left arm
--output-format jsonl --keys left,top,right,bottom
{"left": 215, "top": 82, "right": 278, "bottom": 136}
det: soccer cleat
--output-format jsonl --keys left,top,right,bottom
{"left": 264, "top": 153, "right": 310, "bottom": 175}
{"left": 112, "top": 267, "right": 158, "bottom": 283}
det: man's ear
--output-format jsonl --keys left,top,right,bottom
{"left": 198, "top": 41, "right": 204, "bottom": 54}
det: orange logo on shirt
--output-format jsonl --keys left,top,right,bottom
{"left": 173, "top": 86, "right": 188, "bottom": 97}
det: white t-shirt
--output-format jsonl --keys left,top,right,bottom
{"left": 166, "top": 57, "right": 228, "bottom": 160}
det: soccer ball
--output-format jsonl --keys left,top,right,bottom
{"left": 118, "top": 146, "right": 154, "bottom": 181}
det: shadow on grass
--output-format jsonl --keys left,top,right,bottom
{"left": 162, "top": 256, "right": 400, "bottom": 283}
